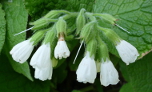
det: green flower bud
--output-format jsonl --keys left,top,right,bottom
{"left": 56, "top": 17, "right": 67, "bottom": 36}
{"left": 31, "top": 18, "right": 57, "bottom": 30}
{"left": 52, "top": 57, "right": 58, "bottom": 68}
{"left": 86, "top": 39, "right": 97, "bottom": 57}
{"left": 76, "top": 8, "right": 86, "bottom": 35}
{"left": 30, "top": 29, "right": 49, "bottom": 45}
{"left": 97, "top": 36, "right": 109, "bottom": 61}
{"left": 43, "top": 25, "right": 57, "bottom": 44}
{"left": 80, "top": 21, "right": 97, "bottom": 43}
{"left": 94, "top": 13, "right": 117, "bottom": 25}
{"left": 44, "top": 10, "right": 69, "bottom": 18}
{"left": 85, "top": 12, "right": 96, "bottom": 21}
{"left": 30, "top": 18, "right": 57, "bottom": 25}
{"left": 98, "top": 26, "right": 121, "bottom": 45}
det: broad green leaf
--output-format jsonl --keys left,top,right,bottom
{"left": 119, "top": 52, "right": 152, "bottom": 92}
{"left": 2, "top": 0, "right": 33, "bottom": 80}
{"left": 93, "top": 0, "right": 152, "bottom": 58}
{"left": 0, "top": 53, "right": 51, "bottom": 92}
{"left": 67, "top": 0, "right": 95, "bottom": 11}
{"left": 0, "top": 4, "right": 6, "bottom": 53}
{"left": 24, "top": 0, "right": 69, "bottom": 20}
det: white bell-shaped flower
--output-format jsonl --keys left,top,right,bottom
{"left": 76, "top": 51, "right": 97, "bottom": 83}
{"left": 10, "top": 39, "right": 34, "bottom": 63}
{"left": 116, "top": 40, "right": 139, "bottom": 65}
{"left": 100, "top": 59, "right": 119, "bottom": 86}
{"left": 54, "top": 36, "right": 70, "bottom": 59}
{"left": 30, "top": 43, "right": 51, "bottom": 68}
{"left": 34, "top": 61, "right": 53, "bottom": 81}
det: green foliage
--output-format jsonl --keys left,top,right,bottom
{"left": 0, "top": 4, "right": 5, "bottom": 52}
{"left": 2, "top": 0, "right": 32, "bottom": 80}
{"left": 93, "top": 0, "right": 152, "bottom": 58}
{"left": 120, "top": 52, "right": 152, "bottom": 92}
{"left": 0, "top": 53, "right": 51, "bottom": 92}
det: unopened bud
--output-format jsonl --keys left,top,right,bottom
{"left": 94, "top": 13, "right": 117, "bottom": 25}
{"left": 98, "top": 26, "right": 121, "bottom": 45}
{"left": 30, "top": 18, "right": 57, "bottom": 30}
{"left": 44, "top": 10, "right": 69, "bottom": 18}
{"left": 30, "top": 29, "right": 49, "bottom": 45}
{"left": 86, "top": 39, "right": 97, "bottom": 57}
{"left": 97, "top": 36, "right": 109, "bottom": 61}
{"left": 56, "top": 17, "right": 67, "bottom": 36}
{"left": 52, "top": 57, "right": 58, "bottom": 67}
{"left": 43, "top": 25, "right": 57, "bottom": 44}
{"left": 80, "top": 21, "right": 97, "bottom": 43}
{"left": 76, "top": 8, "right": 86, "bottom": 35}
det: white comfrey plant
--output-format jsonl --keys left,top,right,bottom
{"left": 34, "top": 62, "right": 52, "bottom": 81}
{"left": 76, "top": 51, "right": 97, "bottom": 83}
{"left": 30, "top": 43, "right": 51, "bottom": 68}
{"left": 10, "top": 39, "right": 34, "bottom": 63}
{"left": 54, "top": 33, "right": 70, "bottom": 59}
{"left": 97, "top": 26, "right": 139, "bottom": 65}
{"left": 30, "top": 29, "right": 55, "bottom": 81}
{"left": 116, "top": 40, "right": 139, "bottom": 65}
{"left": 100, "top": 59, "right": 119, "bottom": 86}
{"left": 10, "top": 8, "right": 140, "bottom": 86}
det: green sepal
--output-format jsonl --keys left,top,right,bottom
{"left": 85, "top": 12, "right": 96, "bottom": 21}
{"left": 86, "top": 39, "right": 97, "bottom": 57}
{"left": 56, "top": 17, "right": 67, "bottom": 36}
{"left": 30, "top": 29, "right": 49, "bottom": 45}
{"left": 80, "top": 21, "right": 97, "bottom": 43}
{"left": 97, "top": 26, "right": 121, "bottom": 45}
{"left": 76, "top": 8, "right": 86, "bottom": 35}
{"left": 96, "top": 36, "right": 109, "bottom": 61}
{"left": 29, "top": 18, "right": 57, "bottom": 25}
{"left": 43, "top": 25, "right": 57, "bottom": 44}
{"left": 65, "top": 35, "right": 74, "bottom": 41}
{"left": 44, "top": 10, "right": 69, "bottom": 18}
{"left": 94, "top": 13, "right": 117, "bottom": 25}
{"left": 31, "top": 18, "right": 57, "bottom": 30}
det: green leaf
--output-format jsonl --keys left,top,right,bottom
{"left": 67, "top": 0, "right": 95, "bottom": 11}
{"left": 0, "top": 3, "right": 6, "bottom": 53}
{"left": 2, "top": 0, "right": 33, "bottom": 80}
{"left": 93, "top": 0, "right": 152, "bottom": 58}
{"left": 0, "top": 53, "right": 51, "bottom": 92}
{"left": 72, "top": 90, "right": 83, "bottom": 92}
{"left": 24, "top": 0, "right": 69, "bottom": 20}
{"left": 119, "top": 52, "right": 152, "bottom": 92}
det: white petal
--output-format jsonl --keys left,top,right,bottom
{"left": 76, "top": 51, "right": 97, "bottom": 83}
{"left": 10, "top": 39, "right": 34, "bottom": 63}
{"left": 30, "top": 43, "right": 51, "bottom": 68}
{"left": 34, "top": 61, "right": 53, "bottom": 81}
{"left": 100, "top": 59, "right": 119, "bottom": 86}
{"left": 54, "top": 41, "right": 70, "bottom": 59}
{"left": 116, "top": 40, "right": 139, "bottom": 65}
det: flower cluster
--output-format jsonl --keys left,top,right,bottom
{"left": 10, "top": 8, "right": 139, "bottom": 86}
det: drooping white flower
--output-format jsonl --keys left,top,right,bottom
{"left": 30, "top": 43, "right": 51, "bottom": 68}
{"left": 54, "top": 38, "right": 70, "bottom": 59}
{"left": 76, "top": 51, "right": 97, "bottom": 83}
{"left": 34, "top": 61, "right": 53, "bottom": 81}
{"left": 100, "top": 59, "right": 119, "bottom": 86}
{"left": 10, "top": 39, "right": 34, "bottom": 63}
{"left": 116, "top": 40, "right": 139, "bottom": 65}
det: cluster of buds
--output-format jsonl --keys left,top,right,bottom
{"left": 10, "top": 8, "right": 139, "bottom": 86}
